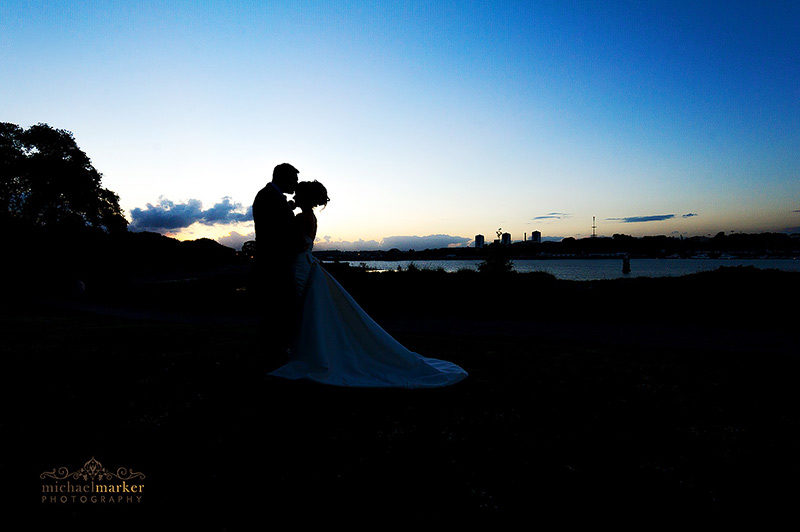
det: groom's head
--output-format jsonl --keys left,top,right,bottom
{"left": 272, "top": 163, "right": 299, "bottom": 194}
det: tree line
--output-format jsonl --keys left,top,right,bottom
{"left": 1, "top": 122, "right": 236, "bottom": 295}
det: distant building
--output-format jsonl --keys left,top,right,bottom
{"left": 531, "top": 231, "right": 541, "bottom": 243}
{"left": 474, "top": 234, "right": 485, "bottom": 248}
{"left": 501, "top": 233, "right": 511, "bottom": 245}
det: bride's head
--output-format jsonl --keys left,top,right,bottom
{"left": 294, "top": 180, "right": 329, "bottom": 210}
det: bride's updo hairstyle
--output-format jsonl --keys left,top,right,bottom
{"left": 294, "top": 180, "right": 330, "bottom": 209}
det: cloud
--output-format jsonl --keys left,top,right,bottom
{"left": 129, "top": 197, "right": 204, "bottom": 231}
{"left": 380, "top": 234, "right": 471, "bottom": 250}
{"left": 607, "top": 214, "right": 676, "bottom": 223}
{"left": 313, "top": 234, "right": 471, "bottom": 251}
{"left": 682, "top": 213, "right": 698, "bottom": 218}
{"left": 532, "top": 212, "right": 570, "bottom": 220}
{"left": 201, "top": 198, "right": 253, "bottom": 225}
{"left": 218, "top": 231, "right": 254, "bottom": 250}
{"left": 130, "top": 196, "right": 253, "bottom": 232}
{"left": 312, "top": 238, "right": 383, "bottom": 251}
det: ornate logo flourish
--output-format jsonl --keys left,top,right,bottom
{"left": 40, "top": 457, "right": 145, "bottom": 482}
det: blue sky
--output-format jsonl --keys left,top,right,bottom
{"left": 2, "top": 1, "right": 798, "bottom": 249}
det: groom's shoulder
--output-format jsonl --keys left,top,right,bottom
{"left": 255, "top": 184, "right": 279, "bottom": 203}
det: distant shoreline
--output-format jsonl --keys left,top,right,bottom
{"left": 310, "top": 232, "right": 800, "bottom": 262}
{"left": 322, "top": 257, "right": 800, "bottom": 281}
{"left": 319, "top": 254, "right": 800, "bottom": 261}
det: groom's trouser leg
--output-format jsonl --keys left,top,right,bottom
{"left": 257, "top": 262, "right": 294, "bottom": 370}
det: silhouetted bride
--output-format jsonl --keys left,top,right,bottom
{"left": 269, "top": 180, "right": 468, "bottom": 388}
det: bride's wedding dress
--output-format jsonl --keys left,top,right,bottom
{"left": 269, "top": 236, "right": 468, "bottom": 388}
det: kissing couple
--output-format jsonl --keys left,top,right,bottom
{"left": 251, "top": 163, "right": 467, "bottom": 388}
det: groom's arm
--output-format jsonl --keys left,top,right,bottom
{"left": 288, "top": 213, "right": 308, "bottom": 254}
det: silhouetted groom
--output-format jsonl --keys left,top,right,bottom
{"left": 252, "top": 163, "right": 303, "bottom": 369}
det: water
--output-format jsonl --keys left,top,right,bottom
{"left": 340, "top": 258, "right": 800, "bottom": 281}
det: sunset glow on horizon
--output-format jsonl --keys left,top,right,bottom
{"left": 2, "top": 1, "right": 798, "bottom": 249}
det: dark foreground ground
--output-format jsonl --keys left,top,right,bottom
{"left": 2, "top": 266, "right": 799, "bottom": 527}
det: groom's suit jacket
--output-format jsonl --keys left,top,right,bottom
{"left": 252, "top": 183, "right": 302, "bottom": 277}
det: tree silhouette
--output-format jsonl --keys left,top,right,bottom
{"left": 0, "top": 122, "right": 127, "bottom": 233}
{"left": 479, "top": 227, "right": 514, "bottom": 274}
{"left": 242, "top": 240, "right": 257, "bottom": 260}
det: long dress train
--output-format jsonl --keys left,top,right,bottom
{"left": 269, "top": 239, "right": 468, "bottom": 388}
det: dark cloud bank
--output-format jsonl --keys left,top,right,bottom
{"left": 130, "top": 197, "right": 471, "bottom": 251}
{"left": 129, "top": 197, "right": 252, "bottom": 232}
{"left": 311, "top": 234, "right": 472, "bottom": 252}
{"left": 216, "top": 233, "right": 472, "bottom": 251}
